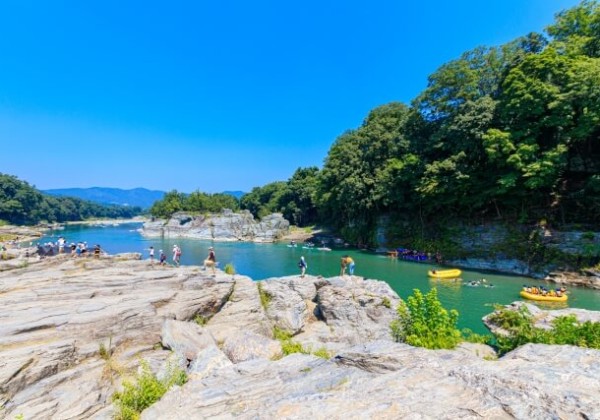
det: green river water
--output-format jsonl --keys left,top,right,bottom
{"left": 38, "top": 222, "right": 600, "bottom": 335}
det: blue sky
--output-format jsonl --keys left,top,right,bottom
{"left": 0, "top": 0, "right": 582, "bottom": 193}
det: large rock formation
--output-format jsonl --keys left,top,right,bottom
{"left": 1, "top": 254, "right": 599, "bottom": 419}
{"left": 141, "top": 210, "right": 289, "bottom": 242}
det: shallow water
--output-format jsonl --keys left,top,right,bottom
{"left": 39, "top": 223, "right": 600, "bottom": 334}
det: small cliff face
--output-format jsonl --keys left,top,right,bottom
{"left": 142, "top": 210, "right": 289, "bottom": 242}
{"left": 1, "top": 255, "right": 599, "bottom": 419}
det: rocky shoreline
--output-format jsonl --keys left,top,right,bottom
{"left": 1, "top": 254, "right": 599, "bottom": 419}
{"left": 142, "top": 210, "right": 290, "bottom": 243}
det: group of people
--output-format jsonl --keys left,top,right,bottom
{"left": 147, "top": 245, "right": 217, "bottom": 275}
{"left": 34, "top": 237, "right": 104, "bottom": 259}
{"left": 523, "top": 285, "right": 566, "bottom": 297}
{"left": 296, "top": 254, "right": 357, "bottom": 278}
{"left": 146, "top": 244, "right": 357, "bottom": 280}
{"left": 389, "top": 248, "right": 443, "bottom": 263}
{"left": 466, "top": 278, "right": 494, "bottom": 288}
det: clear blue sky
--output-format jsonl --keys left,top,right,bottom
{"left": 0, "top": 0, "right": 582, "bottom": 193}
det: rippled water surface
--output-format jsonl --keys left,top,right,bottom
{"left": 39, "top": 223, "right": 600, "bottom": 334}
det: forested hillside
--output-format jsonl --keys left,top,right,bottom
{"left": 150, "top": 1, "right": 600, "bottom": 250}
{"left": 244, "top": 1, "right": 600, "bottom": 244}
{"left": 0, "top": 174, "right": 142, "bottom": 225}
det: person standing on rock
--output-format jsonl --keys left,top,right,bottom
{"left": 204, "top": 246, "right": 217, "bottom": 276}
{"left": 340, "top": 256, "right": 347, "bottom": 276}
{"left": 346, "top": 256, "right": 355, "bottom": 276}
{"left": 148, "top": 246, "right": 155, "bottom": 264}
{"left": 298, "top": 256, "right": 307, "bottom": 278}
{"left": 173, "top": 245, "right": 181, "bottom": 267}
{"left": 340, "top": 255, "right": 355, "bottom": 277}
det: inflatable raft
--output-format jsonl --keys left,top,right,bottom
{"left": 520, "top": 290, "right": 568, "bottom": 302}
{"left": 428, "top": 269, "right": 462, "bottom": 279}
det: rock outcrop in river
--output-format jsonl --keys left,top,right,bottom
{"left": 1, "top": 254, "right": 599, "bottom": 419}
{"left": 142, "top": 210, "right": 289, "bottom": 242}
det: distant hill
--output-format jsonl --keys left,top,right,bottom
{"left": 43, "top": 187, "right": 166, "bottom": 209}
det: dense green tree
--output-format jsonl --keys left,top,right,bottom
{"left": 149, "top": 190, "right": 239, "bottom": 218}
{"left": 279, "top": 167, "right": 319, "bottom": 226}
{"left": 546, "top": 0, "right": 600, "bottom": 57}
{"left": 240, "top": 182, "right": 287, "bottom": 219}
{"left": 318, "top": 103, "right": 411, "bottom": 241}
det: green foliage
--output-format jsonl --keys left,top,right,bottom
{"left": 273, "top": 327, "right": 309, "bottom": 356}
{"left": 112, "top": 360, "right": 187, "bottom": 420}
{"left": 239, "top": 167, "right": 320, "bottom": 227}
{"left": 487, "top": 305, "right": 600, "bottom": 355}
{"left": 390, "top": 288, "right": 462, "bottom": 349}
{"left": 461, "top": 328, "right": 492, "bottom": 344}
{"left": 380, "top": 296, "right": 392, "bottom": 309}
{"left": 257, "top": 282, "right": 272, "bottom": 309}
{"left": 150, "top": 190, "right": 240, "bottom": 218}
{"left": 312, "top": 347, "right": 332, "bottom": 359}
{"left": 240, "top": 181, "right": 287, "bottom": 219}
{"left": 194, "top": 315, "right": 208, "bottom": 326}
{"left": 224, "top": 263, "right": 235, "bottom": 276}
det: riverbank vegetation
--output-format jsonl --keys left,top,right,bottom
{"left": 0, "top": 173, "right": 142, "bottom": 225}
{"left": 392, "top": 288, "right": 600, "bottom": 354}
{"left": 487, "top": 305, "right": 600, "bottom": 355}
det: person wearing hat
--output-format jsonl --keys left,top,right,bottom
{"left": 159, "top": 249, "right": 167, "bottom": 266}
{"left": 203, "top": 246, "right": 217, "bottom": 275}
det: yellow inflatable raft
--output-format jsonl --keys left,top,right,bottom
{"left": 520, "top": 290, "right": 568, "bottom": 302}
{"left": 428, "top": 269, "right": 462, "bottom": 279}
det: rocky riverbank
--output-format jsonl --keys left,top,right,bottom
{"left": 1, "top": 254, "right": 599, "bottom": 419}
{"left": 0, "top": 225, "right": 45, "bottom": 244}
{"left": 142, "top": 210, "right": 289, "bottom": 242}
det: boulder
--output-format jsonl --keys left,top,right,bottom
{"left": 222, "top": 331, "right": 282, "bottom": 363}
{"left": 160, "top": 320, "right": 216, "bottom": 361}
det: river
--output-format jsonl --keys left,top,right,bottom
{"left": 39, "top": 222, "right": 600, "bottom": 334}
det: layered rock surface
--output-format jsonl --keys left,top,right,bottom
{"left": 142, "top": 210, "right": 289, "bottom": 242}
{"left": 1, "top": 255, "right": 599, "bottom": 419}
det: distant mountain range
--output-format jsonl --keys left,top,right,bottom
{"left": 43, "top": 187, "right": 166, "bottom": 209}
{"left": 43, "top": 187, "right": 246, "bottom": 208}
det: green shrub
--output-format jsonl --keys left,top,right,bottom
{"left": 487, "top": 306, "right": 600, "bottom": 355}
{"left": 390, "top": 288, "right": 462, "bottom": 349}
{"left": 273, "top": 326, "right": 309, "bottom": 356}
{"left": 194, "top": 315, "right": 208, "bottom": 326}
{"left": 312, "top": 347, "right": 332, "bottom": 359}
{"left": 224, "top": 263, "right": 235, "bottom": 276}
{"left": 461, "top": 328, "right": 491, "bottom": 344}
{"left": 381, "top": 296, "right": 391, "bottom": 309}
{"left": 273, "top": 326, "right": 293, "bottom": 341}
{"left": 112, "top": 360, "right": 187, "bottom": 420}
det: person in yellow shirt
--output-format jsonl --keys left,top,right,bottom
{"left": 340, "top": 255, "right": 355, "bottom": 276}
{"left": 346, "top": 256, "right": 355, "bottom": 275}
